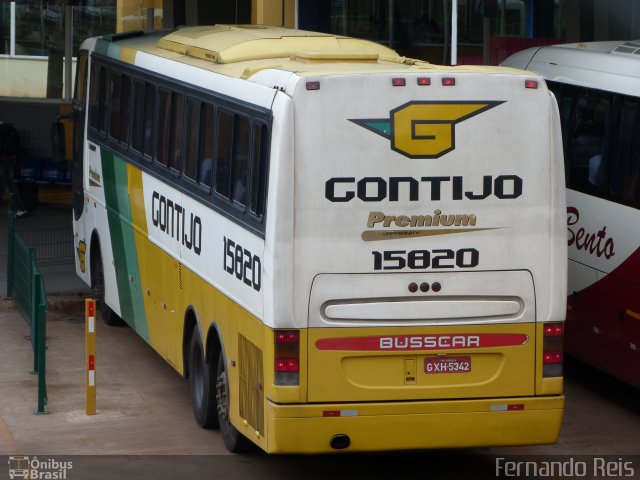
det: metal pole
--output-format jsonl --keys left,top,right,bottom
{"left": 483, "top": 16, "right": 490, "bottom": 65}
{"left": 86, "top": 299, "right": 97, "bottom": 415}
{"left": 64, "top": 3, "right": 72, "bottom": 101}
{"left": 147, "top": 7, "right": 154, "bottom": 31}
{"left": 388, "top": 0, "right": 394, "bottom": 48}
{"left": 29, "top": 247, "right": 38, "bottom": 374}
{"left": 34, "top": 274, "right": 48, "bottom": 414}
{"left": 442, "top": 0, "right": 448, "bottom": 64}
{"left": 9, "top": 1, "right": 15, "bottom": 56}
{"left": 451, "top": 0, "right": 458, "bottom": 65}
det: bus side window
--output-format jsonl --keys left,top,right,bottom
{"left": 120, "top": 75, "right": 131, "bottom": 144}
{"left": 198, "top": 103, "right": 215, "bottom": 187}
{"left": 232, "top": 115, "right": 250, "bottom": 206}
{"left": 131, "top": 81, "right": 144, "bottom": 152}
{"left": 169, "top": 92, "right": 184, "bottom": 172}
{"left": 74, "top": 51, "right": 88, "bottom": 105}
{"left": 89, "top": 64, "right": 99, "bottom": 129}
{"left": 567, "top": 89, "right": 611, "bottom": 195}
{"left": 609, "top": 96, "right": 640, "bottom": 208}
{"left": 99, "top": 67, "right": 110, "bottom": 134}
{"left": 143, "top": 83, "right": 156, "bottom": 159}
{"left": 109, "top": 73, "right": 122, "bottom": 141}
{"left": 547, "top": 81, "right": 571, "bottom": 184}
{"left": 156, "top": 89, "right": 172, "bottom": 167}
{"left": 215, "top": 110, "right": 234, "bottom": 198}
{"left": 250, "top": 122, "right": 269, "bottom": 217}
{"left": 184, "top": 99, "right": 201, "bottom": 181}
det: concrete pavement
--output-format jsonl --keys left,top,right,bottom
{"left": 0, "top": 307, "right": 230, "bottom": 456}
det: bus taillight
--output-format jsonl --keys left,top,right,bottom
{"left": 543, "top": 323, "right": 564, "bottom": 377}
{"left": 275, "top": 329, "right": 300, "bottom": 386}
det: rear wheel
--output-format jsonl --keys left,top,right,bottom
{"left": 188, "top": 328, "right": 219, "bottom": 428}
{"left": 216, "top": 351, "right": 253, "bottom": 453}
{"left": 92, "top": 245, "right": 124, "bottom": 326}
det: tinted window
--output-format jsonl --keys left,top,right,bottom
{"left": 156, "top": 90, "right": 171, "bottom": 167}
{"left": 231, "top": 115, "right": 250, "bottom": 206}
{"left": 74, "top": 51, "right": 89, "bottom": 104}
{"left": 109, "top": 73, "right": 122, "bottom": 140}
{"left": 143, "top": 83, "right": 155, "bottom": 158}
{"left": 89, "top": 64, "right": 99, "bottom": 129}
{"left": 250, "top": 122, "right": 269, "bottom": 217}
{"left": 567, "top": 88, "right": 611, "bottom": 195}
{"left": 199, "top": 103, "right": 215, "bottom": 187}
{"left": 99, "top": 68, "right": 110, "bottom": 133}
{"left": 169, "top": 93, "right": 184, "bottom": 171}
{"left": 120, "top": 75, "right": 131, "bottom": 143}
{"left": 609, "top": 96, "right": 640, "bottom": 208}
{"left": 215, "top": 110, "right": 234, "bottom": 198}
{"left": 184, "top": 99, "right": 200, "bottom": 181}
{"left": 131, "top": 81, "right": 144, "bottom": 152}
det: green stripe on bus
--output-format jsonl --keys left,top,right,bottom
{"left": 101, "top": 150, "right": 149, "bottom": 340}
{"left": 94, "top": 38, "right": 110, "bottom": 57}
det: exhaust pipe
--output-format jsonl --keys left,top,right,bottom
{"left": 330, "top": 434, "right": 351, "bottom": 450}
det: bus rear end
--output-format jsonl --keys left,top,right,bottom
{"left": 266, "top": 68, "right": 566, "bottom": 453}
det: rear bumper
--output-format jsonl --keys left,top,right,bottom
{"left": 264, "top": 395, "right": 564, "bottom": 453}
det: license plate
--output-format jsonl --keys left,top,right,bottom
{"left": 424, "top": 356, "right": 471, "bottom": 374}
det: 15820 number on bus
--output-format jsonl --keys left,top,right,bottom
{"left": 371, "top": 248, "right": 479, "bottom": 270}
{"left": 223, "top": 237, "right": 261, "bottom": 291}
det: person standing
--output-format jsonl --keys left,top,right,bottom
{"left": 0, "top": 122, "right": 28, "bottom": 218}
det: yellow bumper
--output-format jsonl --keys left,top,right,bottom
{"left": 265, "top": 396, "right": 564, "bottom": 453}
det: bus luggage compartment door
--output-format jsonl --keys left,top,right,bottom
{"left": 307, "top": 271, "right": 536, "bottom": 403}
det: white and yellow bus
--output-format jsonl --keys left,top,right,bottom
{"left": 69, "top": 25, "right": 567, "bottom": 453}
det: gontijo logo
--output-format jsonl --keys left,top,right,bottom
{"left": 350, "top": 101, "right": 504, "bottom": 159}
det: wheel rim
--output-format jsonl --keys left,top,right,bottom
{"left": 216, "top": 360, "right": 229, "bottom": 421}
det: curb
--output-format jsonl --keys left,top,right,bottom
{"left": 48, "top": 294, "right": 92, "bottom": 314}
{"left": 0, "top": 294, "right": 91, "bottom": 314}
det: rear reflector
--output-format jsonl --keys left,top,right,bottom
{"left": 392, "top": 78, "right": 406, "bottom": 86}
{"left": 544, "top": 323, "right": 564, "bottom": 337}
{"left": 275, "top": 358, "right": 299, "bottom": 372}
{"left": 543, "top": 322, "right": 564, "bottom": 377}
{"left": 442, "top": 77, "right": 455, "bottom": 86}
{"left": 525, "top": 79, "right": 539, "bottom": 89}
{"left": 306, "top": 81, "right": 320, "bottom": 90}
{"left": 276, "top": 330, "right": 300, "bottom": 344}
{"left": 491, "top": 403, "right": 526, "bottom": 412}
{"left": 274, "top": 329, "right": 300, "bottom": 385}
{"left": 543, "top": 351, "right": 563, "bottom": 364}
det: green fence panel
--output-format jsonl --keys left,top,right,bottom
{"left": 6, "top": 194, "right": 49, "bottom": 414}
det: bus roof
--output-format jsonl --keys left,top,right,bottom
{"left": 92, "top": 25, "right": 527, "bottom": 80}
{"left": 501, "top": 40, "right": 640, "bottom": 97}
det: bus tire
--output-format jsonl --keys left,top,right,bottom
{"left": 189, "top": 327, "right": 219, "bottom": 428}
{"left": 92, "top": 246, "right": 124, "bottom": 327}
{"left": 216, "top": 351, "right": 253, "bottom": 453}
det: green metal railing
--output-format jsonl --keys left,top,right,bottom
{"left": 6, "top": 195, "right": 48, "bottom": 414}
